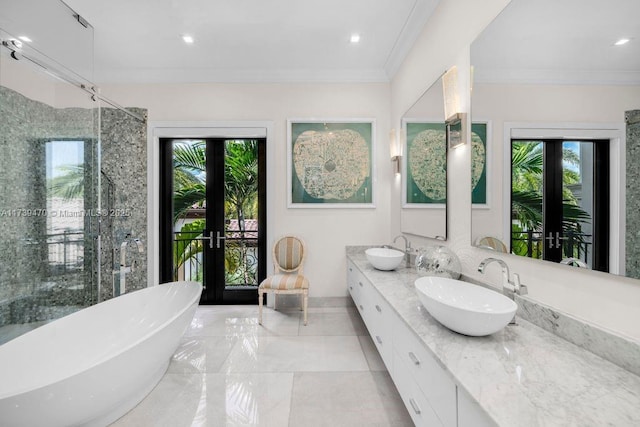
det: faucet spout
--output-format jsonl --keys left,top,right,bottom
{"left": 116, "top": 236, "right": 144, "bottom": 296}
{"left": 478, "top": 257, "right": 528, "bottom": 300}
{"left": 393, "top": 235, "right": 411, "bottom": 267}
{"left": 478, "top": 257, "right": 510, "bottom": 288}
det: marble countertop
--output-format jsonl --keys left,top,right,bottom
{"left": 346, "top": 246, "right": 640, "bottom": 427}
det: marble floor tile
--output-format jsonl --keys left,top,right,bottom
{"left": 358, "top": 335, "right": 388, "bottom": 371}
{"left": 298, "top": 308, "right": 368, "bottom": 336}
{"left": 288, "top": 371, "right": 413, "bottom": 427}
{"left": 111, "top": 305, "right": 410, "bottom": 426}
{"left": 167, "top": 336, "right": 238, "bottom": 374}
{"left": 112, "top": 372, "right": 294, "bottom": 427}
{"left": 221, "top": 335, "right": 370, "bottom": 373}
{"left": 186, "top": 308, "right": 301, "bottom": 337}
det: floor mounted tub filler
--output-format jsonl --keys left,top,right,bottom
{"left": 0, "top": 281, "right": 202, "bottom": 427}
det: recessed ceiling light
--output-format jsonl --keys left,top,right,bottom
{"left": 18, "top": 36, "right": 32, "bottom": 43}
{"left": 182, "top": 34, "right": 195, "bottom": 44}
{"left": 614, "top": 38, "right": 630, "bottom": 46}
{"left": 350, "top": 33, "right": 361, "bottom": 44}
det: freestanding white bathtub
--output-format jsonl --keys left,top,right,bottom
{"left": 0, "top": 281, "right": 202, "bottom": 427}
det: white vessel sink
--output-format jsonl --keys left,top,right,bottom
{"left": 365, "top": 247, "right": 405, "bottom": 271}
{"left": 415, "top": 276, "right": 517, "bottom": 336}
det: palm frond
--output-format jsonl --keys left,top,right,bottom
{"left": 48, "top": 164, "right": 85, "bottom": 199}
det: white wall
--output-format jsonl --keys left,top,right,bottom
{"left": 99, "top": 82, "right": 393, "bottom": 298}
{"left": 390, "top": 0, "right": 640, "bottom": 341}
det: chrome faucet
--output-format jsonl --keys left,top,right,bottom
{"left": 120, "top": 237, "right": 144, "bottom": 269}
{"left": 115, "top": 235, "right": 144, "bottom": 296}
{"left": 477, "top": 257, "right": 528, "bottom": 299}
{"left": 393, "top": 235, "right": 412, "bottom": 267}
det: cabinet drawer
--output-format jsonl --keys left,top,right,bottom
{"left": 347, "top": 261, "right": 364, "bottom": 307}
{"left": 394, "top": 319, "right": 456, "bottom": 427}
{"left": 367, "top": 289, "right": 394, "bottom": 368}
{"left": 346, "top": 262, "right": 394, "bottom": 369}
{"left": 393, "top": 348, "right": 443, "bottom": 427}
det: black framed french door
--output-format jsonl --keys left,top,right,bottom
{"left": 510, "top": 138, "right": 609, "bottom": 271}
{"left": 159, "top": 137, "right": 266, "bottom": 304}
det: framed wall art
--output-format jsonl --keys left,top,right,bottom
{"left": 471, "top": 121, "right": 490, "bottom": 207}
{"left": 287, "top": 119, "right": 375, "bottom": 208}
{"left": 402, "top": 119, "right": 447, "bottom": 207}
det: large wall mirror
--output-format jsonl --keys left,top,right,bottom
{"left": 470, "top": 0, "right": 640, "bottom": 278}
{"left": 400, "top": 77, "right": 448, "bottom": 239}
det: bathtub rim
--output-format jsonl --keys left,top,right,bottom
{"left": 0, "top": 280, "right": 202, "bottom": 400}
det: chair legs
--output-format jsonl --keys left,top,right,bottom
{"left": 258, "top": 289, "right": 308, "bottom": 326}
{"left": 303, "top": 290, "right": 308, "bottom": 326}
{"left": 258, "top": 289, "right": 263, "bottom": 325}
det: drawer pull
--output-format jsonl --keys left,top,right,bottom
{"left": 375, "top": 305, "right": 382, "bottom": 313}
{"left": 359, "top": 304, "right": 364, "bottom": 311}
{"left": 409, "top": 398, "right": 421, "bottom": 415}
{"left": 408, "top": 352, "right": 421, "bottom": 365}
{"left": 358, "top": 281, "right": 364, "bottom": 287}
{"left": 349, "top": 286, "right": 353, "bottom": 290}
{"left": 349, "top": 267, "right": 353, "bottom": 272}
{"left": 375, "top": 336, "right": 382, "bottom": 344}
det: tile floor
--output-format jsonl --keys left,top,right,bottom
{"left": 111, "top": 305, "right": 413, "bottom": 426}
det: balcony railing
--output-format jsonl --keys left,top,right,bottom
{"left": 45, "top": 231, "right": 85, "bottom": 275}
{"left": 173, "top": 230, "right": 258, "bottom": 286}
{"left": 511, "top": 229, "right": 592, "bottom": 263}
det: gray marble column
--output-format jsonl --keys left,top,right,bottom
{"left": 625, "top": 110, "right": 640, "bottom": 278}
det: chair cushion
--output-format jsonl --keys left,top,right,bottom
{"left": 259, "top": 274, "right": 309, "bottom": 290}
{"left": 275, "top": 236, "right": 304, "bottom": 271}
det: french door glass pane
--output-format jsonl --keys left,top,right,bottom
{"left": 172, "top": 140, "right": 206, "bottom": 284}
{"left": 562, "top": 141, "right": 594, "bottom": 267}
{"left": 224, "top": 140, "right": 259, "bottom": 289}
{"left": 511, "top": 141, "right": 544, "bottom": 258}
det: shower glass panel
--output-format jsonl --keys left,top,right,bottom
{"left": 0, "top": 7, "right": 99, "bottom": 345}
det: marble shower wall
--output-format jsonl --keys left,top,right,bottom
{"left": 625, "top": 110, "right": 640, "bottom": 278}
{"left": 0, "top": 84, "right": 148, "bottom": 328}
{"left": 99, "top": 107, "right": 148, "bottom": 301}
{"left": 0, "top": 85, "right": 98, "bottom": 324}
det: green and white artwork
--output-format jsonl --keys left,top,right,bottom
{"left": 406, "top": 122, "right": 447, "bottom": 204}
{"left": 471, "top": 122, "right": 487, "bottom": 205}
{"left": 289, "top": 121, "right": 373, "bottom": 206}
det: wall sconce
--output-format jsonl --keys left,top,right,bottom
{"left": 390, "top": 129, "right": 403, "bottom": 175}
{"left": 442, "top": 66, "right": 466, "bottom": 148}
{"left": 442, "top": 66, "right": 460, "bottom": 120}
{"left": 445, "top": 112, "right": 466, "bottom": 149}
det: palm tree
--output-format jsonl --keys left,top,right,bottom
{"left": 172, "top": 140, "right": 259, "bottom": 282}
{"left": 511, "top": 141, "right": 591, "bottom": 258}
{"left": 173, "top": 141, "right": 206, "bottom": 222}
{"left": 48, "top": 164, "right": 85, "bottom": 199}
{"left": 224, "top": 140, "right": 258, "bottom": 230}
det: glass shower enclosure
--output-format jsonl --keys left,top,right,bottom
{"left": 0, "top": 0, "right": 102, "bottom": 344}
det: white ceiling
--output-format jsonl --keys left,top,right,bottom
{"left": 471, "top": 0, "right": 640, "bottom": 85}
{"left": 62, "top": 0, "right": 440, "bottom": 84}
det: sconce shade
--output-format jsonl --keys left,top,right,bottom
{"left": 390, "top": 129, "right": 403, "bottom": 174}
{"left": 442, "top": 66, "right": 460, "bottom": 121}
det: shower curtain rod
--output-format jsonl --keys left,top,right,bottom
{"left": 1, "top": 39, "right": 145, "bottom": 123}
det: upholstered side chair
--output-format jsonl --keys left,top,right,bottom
{"left": 258, "top": 235, "right": 309, "bottom": 326}
{"left": 475, "top": 236, "right": 508, "bottom": 253}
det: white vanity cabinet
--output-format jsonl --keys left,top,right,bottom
{"left": 457, "top": 387, "right": 496, "bottom": 427}
{"left": 347, "top": 261, "right": 394, "bottom": 369}
{"left": 347, "top": 260, "right": 457, "bottom": 427}
{"left": 393, "top": 319, "right": 457, "bottom": 426}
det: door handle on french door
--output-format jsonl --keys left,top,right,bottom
{"left": 195, "top": 231, "right": 214, "bottom": 249}
{"left": 216, "top": 231, "right": 226, "bottom": 249}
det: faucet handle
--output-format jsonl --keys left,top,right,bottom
{"left": 512, "top": 273, "right": 528, "bottom": 296}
